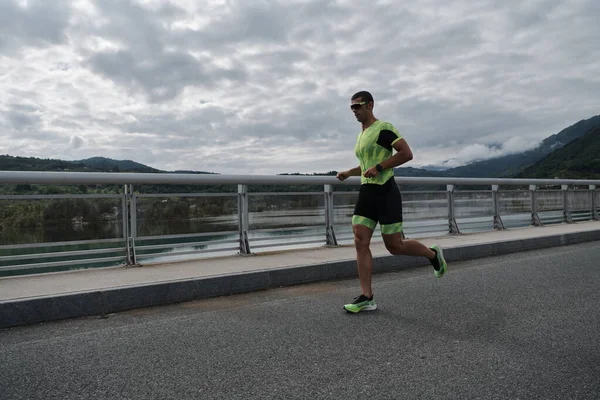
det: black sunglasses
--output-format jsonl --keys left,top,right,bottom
{"left": 350, "top": 101, "right": 367, "bottom": 111}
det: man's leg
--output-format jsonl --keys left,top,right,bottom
{"left": 380, "top": 180, "right": 447, "bottom": 278}
{"left": 382, "top": 232, "right": 435, "bottom": 258}
{"left": 382, "top": 232, "right": 447, "bottom": 278}
{"left": 344, "top": 184, "right": 379, "bottom": 312}
{"left": 343, "top": 220, "right": 378, "bottom": 313}
{"left": 353, "top": 223, "right": 375, "bottom": 297}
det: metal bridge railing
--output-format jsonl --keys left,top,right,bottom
{"left": 0, "top": 171, "right": 598, "bottom": 276}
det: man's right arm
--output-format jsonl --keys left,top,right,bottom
{"left": 337, "top": 166, "right": 361, "bottom": 181}
{"left": 345, "top": 166, "right": 362, "bottom": 176}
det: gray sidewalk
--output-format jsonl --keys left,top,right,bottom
{"left": 2, "top": 221, "right": 600, "bottom": 328}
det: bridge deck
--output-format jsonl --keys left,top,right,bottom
{"left": 2, "top": 240, "right": 599, "bottom": 399}
{"left": 1, "top": 221, "right": 600, "bottom": 328}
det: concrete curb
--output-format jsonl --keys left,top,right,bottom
{"left": 2, "top": 229, "right": 600, "bottom": 329}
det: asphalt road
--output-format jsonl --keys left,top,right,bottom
{"left": 1, "top": 241, "right": 599, "bottom": 400}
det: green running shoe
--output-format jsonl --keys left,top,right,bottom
{"left": 430, "top": 244, "right": 447, "bottom": 278}
{"left": 343, "top": 294, "right": 377, "bottom": 313}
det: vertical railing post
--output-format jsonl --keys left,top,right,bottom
{"left": 530, "top": 185, "right": 542, "bottom": 226}
{"left": 127, "top": 184, "right": 137, "bottom": 265}
{"left": 130, "top": 185, "right": 137, "bottom": 239}
{"left": 492, "top": 185, "right": 505, "bottom": 230}
{"left": 591, "top": 185, "right": 598, "bottom": 221}
{"left": 562, "top": 185, "right": 573, "bottom": 223}
{"left": 324, "top": 184, "right": 338, "bottom": 246}
{"left": 122, "top": 184, "right": 129, "bottom": 241}
{"left": 122, "top": 185, "right": 132, "bottom": 265}
{"left": 447, "top": 185, "right": 460, "bottom": 234}
{"left": 237, "top": 184, "right": 251, "bottom": 255}
{"left": 400, "top": 184, "right": 406, "bottom": 239}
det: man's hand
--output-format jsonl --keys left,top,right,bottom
{"left": 363, "top": 166, "right": 379, "bottom": 178}
{"left": 336, "top": 171, "right": 350, "bottom": 181}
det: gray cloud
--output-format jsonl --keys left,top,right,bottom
{"left": 6, "top": 110, "right": 40, "bottom": 130}
{"left": 0, "top": 0, "right": 71, "bottom": 54}
{"left": 87, "top": 49, "right": 246, "bottom": 102}
{"left": 171, "top": 0, "right": 352, "bottom": 51}
{"left": 4, "top": 102, "right": 43, "bottom": 134}
{"left": 0, "top": 0, "right": 599, "bottom": 174}
{"left": 68, "top": 135, "right": 84, "bottom": 149}
{"left": 78, "top": 0, "right": 250, "bottom": 101}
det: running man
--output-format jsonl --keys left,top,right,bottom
{"left": 336, "top": 91, "right": 447, "bottom": 313}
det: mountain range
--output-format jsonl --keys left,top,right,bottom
{"left": 516, "top": 124, "right": 600, "bottom": 179}
{"left": 0, "top": 114, "right": 599, "bottom": 180}
{"left": 396, "top": 114, "right": 600, "bottom": 178}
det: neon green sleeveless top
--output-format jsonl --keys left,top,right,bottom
{"left": 354, "top": 120, "right": 403, "bottom": 185}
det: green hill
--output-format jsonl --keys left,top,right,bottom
{"left": 439, "top": 114, "right": 600, "bottom": 178}
{"left": 74, "top": 157, "right": 160, "bottom": 173}
{"left": 517, "top": 125, "right": 600, "bottom": 179}
{"left": 394, "top": 166, "right": 441, "bottom": 178}
{"left": 0, "top": 156, "right": 221, "bottom": 195}
{"left": 0, "top": 155, "right": 86, "bottom": 171}
{"left": 0, "top": 155, "right": 162, "bottom": 173}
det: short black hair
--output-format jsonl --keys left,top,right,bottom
{"left": 351, "top": 91, "right": 374, "bottom": 103}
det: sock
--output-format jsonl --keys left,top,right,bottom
{"left": 430, "top": 248, "right": 440, "bottom": 271}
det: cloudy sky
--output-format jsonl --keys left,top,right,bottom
{"left": 1, "top": 0, "right": 599, "bottom": 174}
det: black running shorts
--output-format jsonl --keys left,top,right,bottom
{"left": 352, "top": 177, "right": 403, "bottom": 234}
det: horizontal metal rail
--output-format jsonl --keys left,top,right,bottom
{"left": 249, "top": 226, "right": 323, "bottom": 234}
{"left": 1, "top": 170, "right": 600, "bottom": 186}
{"left": 0, "top": 247, "right": 126, "bottom": 262}
{"left": 333, "top": 192, "right": 359, "bottom": 196}
{"left": 0, "top": 194, "right": 123, "bottom": 200}
{"left": 134, "top": 193, "right": 236, "bottom": 198}
{"left": 248, "top": 192, "right": 323, "bottom": 196}
{"left": 136, "top": 246, "right": 240, "bottom": 260}
{"left": 453, "top": 190, "right": 492, "bottom": 194}
{"left": 136, "top": 239, "right": 239, "bottom": 252}
{"left": 404, "top": 199, "right": 448, "bottom": 204}
{"left": 135, "top": 230, "right": 238, "bottom": 241}
{"left": 250, "top": 238, "right": 326, "bottom": 250}
{"left": 0, "top": 256, "right": 125, "bottom": 272}
{"left": 394, "top": 191, "right": 446, "bottom": 195}
{"left": 0, "top": 238, "right": 125, "bottom": 250}
{"left": 249, "top": 233, "right": 323, "bottom": 242}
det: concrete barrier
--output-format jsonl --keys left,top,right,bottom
{"left": 2, "top": 226, "right": 600, "bottom": 329}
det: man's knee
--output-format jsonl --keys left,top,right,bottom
{"left": 385, "top": 241, "right": 403, "bottom": 254}
{"left": 383, "top": 233, "right": 404, "bottom": 254}
{"left": 353, "top": 225, "right": 372, "bottom": 250}
{"left": 354, "top": 234, "right": 370, "bottom": 249}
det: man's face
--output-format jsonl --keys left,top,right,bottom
{"left": 350, "top": 98, "right": 370, "bottom": 122}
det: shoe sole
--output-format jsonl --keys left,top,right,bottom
{"left": 344, "top": 304, "right": 378, "bottom": 313}
{"left": 433, "top": 244, "right": 447, "bottom": 278}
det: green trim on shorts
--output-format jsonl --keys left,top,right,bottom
{"left": 352, "top": 215, "right": 376, "bottom": 230}
{"left": 381, "top": 222, "right": 403, "bottom": 234}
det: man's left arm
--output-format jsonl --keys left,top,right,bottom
{"left": 378, "top": 138, "right": 413, "bottom": 170}
{"left": 363, "top": 137, "right": 414, "bottom": 178}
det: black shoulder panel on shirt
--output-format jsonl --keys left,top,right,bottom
{"left": 377, "top": 129, "right": 399, "bottom": 150}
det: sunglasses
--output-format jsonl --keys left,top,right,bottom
{"left": 350, "top": 101, "right": 367, "bottom": 111}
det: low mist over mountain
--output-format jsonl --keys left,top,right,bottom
{"left": 517, "top": 125, "right": 600, "bottom": 180}
{"left": 424, "top": 114, "right": 600, "bottom": 178}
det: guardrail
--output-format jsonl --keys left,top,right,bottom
{"left": 0, "top": 171, "right": 598, "bottom": 276}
